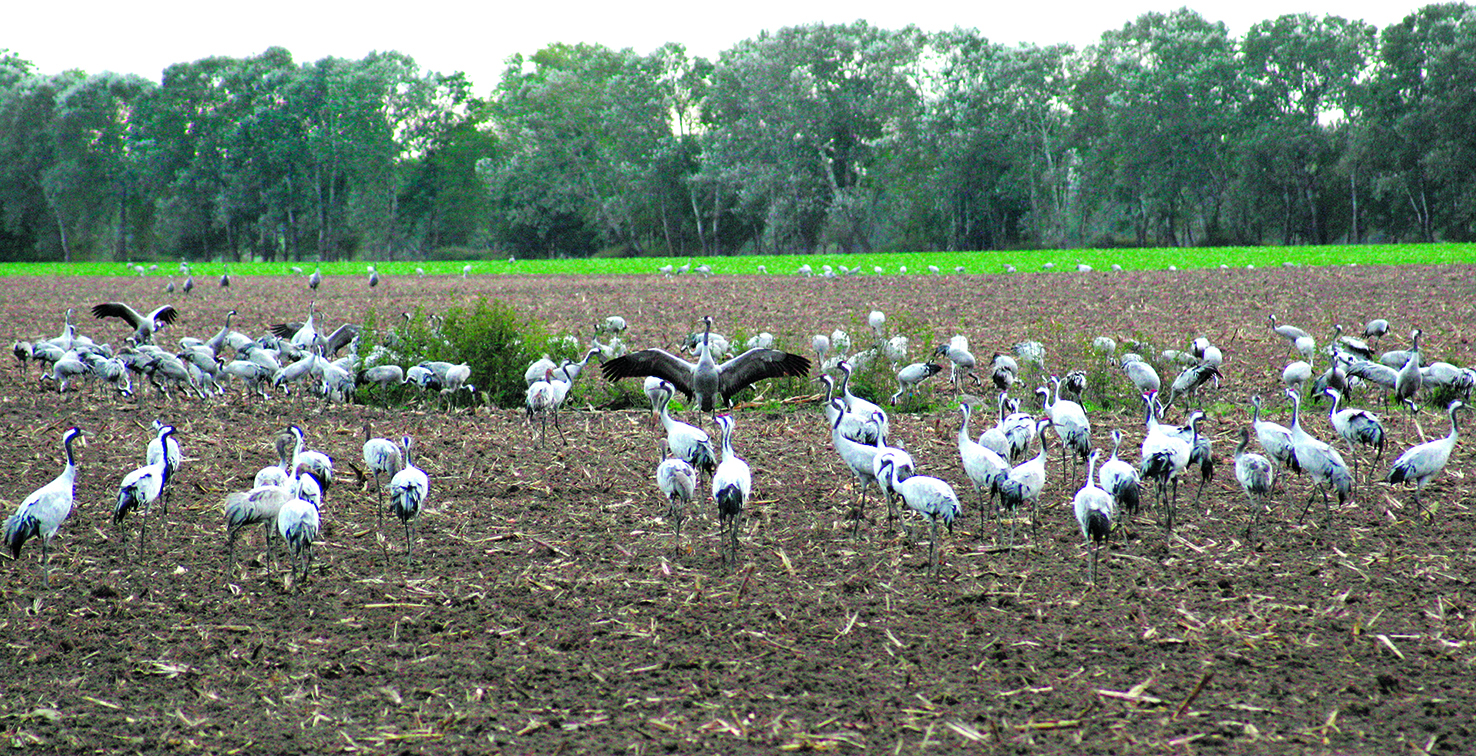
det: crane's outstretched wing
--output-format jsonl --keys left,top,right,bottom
{"left": 716, "top": 349, "right": 810, "bottom": 402}
{"left": 145, "top": 305, "right": 180, "bottom": 327}
{"left": 91, "top": 302, "right": 149, "bottom": 329}
{"left": 602, "top": 350, "right": 698, "bottom": 398}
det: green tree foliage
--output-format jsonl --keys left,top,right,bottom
{"left": 7, "top": 6, "right": 1476, "bottom": 260}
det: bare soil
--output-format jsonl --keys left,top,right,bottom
{"left": 1, "top": 264, "right": 1474, "bottom": 754}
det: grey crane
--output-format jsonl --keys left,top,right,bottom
{"left": 1098, "top": 429, "right": 1141, "bottom": 529}
{"left": 1386, "top": 400, "right": 1469, "bottom": 517}
{"left": 90, "top": 302, "right": 180, "bottom": 345}
{"left": 1233, "top": 427, "right": 1275, "bottom": 538}
{"left": 389, "top": 436, "right": 429, "bottom": 567}
{"left": 711, "top": 415, "right": 750, "bottom": 564}
{"left": 1393, "top": 328, "right": 1423, "bottom": 414}
{"left": 958, "top": 403, "right": 1007, "bottom": 533}
{"left": 1073, "top": 450, "right": 1114, "bottom": 584}
{"left": 1285, "top": 389, "right": 1353, "bottom": 526}
{"left": 878, "top": 455, "right": 960, "bottom": 576}
{"left": 363, "top": 421, "right": 403, "bottom": 527}
{"left": 3, "top": 427, "right": 83, "bottom": 586}
{"left": 1325, "top": 387, "right": 1385, "bottom": 482}
{"left": 601, "top": 316, "right": 810, "bottom": 413}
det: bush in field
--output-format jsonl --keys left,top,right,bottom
{"left": 358, "top": 299, "right": 581, "bottom": 409}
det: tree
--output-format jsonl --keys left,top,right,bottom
{"left": 702, "top": 22, "right": 925, "bottom": 253}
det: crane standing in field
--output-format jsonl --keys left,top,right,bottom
{"left": 1386, "top": 400, "right": 1468, "bottom": 518}
{"left": 389, "top": 436, "right": 430, "bottom": 567}
{"left": 3, "top": 427, "right": 83, "bottom": 586}
{"left": 711, "top": 415, "right": 751, "bottom": 564}
{"left": 1285, "top": 389, "right": 1353, "bottom": 526}
{"left": 1073, "top": 450, "right": 1114, "bottom": 585}
{"left": 114, "top": 424, "right": 178, "bottom": 556}
{"left": 1098, "top": 429, "right": 1141, "bottom": 530}
{"left": 362, "top": 421, "right": 403, "bottom": 527}
{"left": 878, "top": 456, "right": 960, "bottom": 577}
{"left": 655, "top": 440, "right": 697, "bottom": 547}
{"left": 1234, "top": 427, "right": 1275, "bottom": 538}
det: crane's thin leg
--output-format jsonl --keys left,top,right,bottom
{"left": 374, "top": 472, "right": 385, "bottom": 528}
{"left": 41, "top": 538, "right": 52, "bottom": 588}
{"left": 929, "top": 518, "right": 939, "bottom": 576}
{"left": 404, "top": 521, "right": 414, "bottom": 568}
{"left": 1297, "top": 486, "right": 1317, "bottom": 524}
{"left": 1088, "top": 542, "right": 1097, "bottom": 585}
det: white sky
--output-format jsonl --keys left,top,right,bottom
{"left": 10, "top": 1, "right": 1435, "bottom": 93}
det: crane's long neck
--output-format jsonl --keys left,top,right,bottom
{"left": 1085, "top": 454, "right": 1098, "bottom": 486}
{"left": 1448, "top": 406, "right": 1461, "bottom": 441}
{"left": 720, "top": 422, "right": 734, "bottom": 459}
{"left": 1327, "top": 391, "right": 1341, "bottom": 419}
{"left": 958, "top": 408, "right": 972, "bottom": 447}
{"left": 1144, "top": 397, "right": 1158, "bottom": 432}
{"left": 1251, "top": 398, "right": 1262, "bottom": 424}
{"left": 62, "top": 433, "right": 78, "bottom": 478}
{"left": 657, "top": 392, "right": 677, "bottom": 431}
{"left": 997, "top": 392, "right": 1009, "bottom": 422}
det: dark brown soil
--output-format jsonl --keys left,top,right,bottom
{"left": 1, "top": 265, "right": 1474, "bottom": 754}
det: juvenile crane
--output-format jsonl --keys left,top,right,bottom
{"left": 1234, "top": 427, "right": 1275, "bottom": 538}
{"left": 878, "top": 456, "right": 960, "bottom": 576}
{"left": 655, "top": 440, "right": 697, "bottom": 546}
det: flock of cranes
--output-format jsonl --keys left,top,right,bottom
{"left": 4, "top": 288, "right": 1474, "bottom": 589}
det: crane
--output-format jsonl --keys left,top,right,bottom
{"left": 389, "top": 436, "right": 430, "bottom": 567}
{"left": 997, "top": 418, "right": 1052, "bottom": 545}
{"left": 1386, "top": 400, "right": 1469, "bottom": 518}
{"left": 1233, "top": 427, "right": 1274, "bottom": 538}
{"left": 1250, "top": 395, "right": 1299, "bottom": 484}
{"left": 308, "top": 265, "right": 322, "bottom": 291}
{"left": 288, "top": 425, "right": 334, "bottom": 504}
{"left": 1139, "top": 392, "right": 1191, "bottom": 534}
{"left": 601, "top": 316, "right": 810, "bottom": 413}
{"left": 3, "top": 427, "right": 83, "bottom": 586}
{"left": 711, "top": 415, "right": 751, "bottom": 564}
{"left": 363, "top": 421, "right": 403, "bottom": 527}
{"left": 890, "top": 362, "right": 943, "bottom": 405}
{"left": 524, "top": 369, "right": 566, "bottom": 445}
{"left": 1041, "top": 381, "right": 1091, "bottom": 479}
{"left": 275, "top": 489, "right": 320, "bottom": 590}
{"left": 1393, "top": 328, "right": 1423, "bottom": 415}
{"left": 90, "top": 302, "right": 180, "bottom": 345}
{"left": 114, "top": 424, "right": 178, "bottom": 555}
{"left": 999, "top": 396, "right": 1039, "bottom": 463}
{"left": 1073, "top": 449, "right": 1114, "bottom": 584}
{"left": 870, "top": 444, "right": 915, "bottom": 535}
{"left": 656, "top": 440, "right": 697, "bottom": 546}
{"left": 877, "top": 456, "right": 959, "bottom": 576}
{"left": 828, "top": 398, "right": 886, "bottom": 533}
{"left": 958, "top": 403, "right": 1007, "bottom": 534}
{"left": 1324, "top": 387, "right": 1384, "bottom": 482}
{"left": 820, "top": 374, "right": 882, "bottom": 445}
{"left": 653, "top": 383, "right": 716, "bottom": 487}
{"left": 1098, "top": 429, "right": 1141, "bottom": 529}
{"left": 1285, "top": 389, "right": 1353, "bottom": 526}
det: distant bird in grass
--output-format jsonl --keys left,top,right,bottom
{"left": 1233, "top": 427, "right": 1274, "bottom": 538}
{"left": 114, "top": 424, "right": 178, "bottom": 555}
{"left": 1073, "top": 449, "right": 1114, "bottom": 584}
{"left": 308, "top": 265, "right": 322, "bottom": 291}
{"left": 656, "top": 440, "right": 697, "bottom": 546}
{"left": 219, "top": 263, "right": 230, "bottom": 288}
{"left": 601, "top": 316, "right": 810, "bottom": 413}
{"left": 363, "top": 421, "right": 403, "bottom": 527}
{"left": 3, "top": 427, "right": 83, "bottom": 586}
{"left": 368, "top": 266, "right": 379, "bottom": 288}
{"left": 389, "top": 436, "right": 429, "bottom": 567}
{"left": 879, "top": 456, "right": 960, "bottom": 577}
{"left": 1386, "top": 400, "right": 1468, "bottom": 517}
{"left": 711, "top": 415, "right": 750, "bottom": 564}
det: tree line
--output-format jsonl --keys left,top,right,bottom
{"left": 2, "top": 4, "right": 1474, "bottom": 263}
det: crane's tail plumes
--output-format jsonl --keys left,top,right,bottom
{"left": 692, "top": 446, "right": 717, "bottom": 475}
{"left": 1086, "top": 509, "right": 1111, "bottom": 544}
{"left": 1385, "top": 461, "right": 1412, "bottom": 485}
{"left": 114, "top": 489, "right": 142, "bottom": 524}
{"left": 1140, "top": 452, "right": 1176, "bottom": 481}
{"left": 283, "top": 520, "right": 318, "bottom": 553}
{"left": 1117, "top": 480, "right": 1140, "bottom": 518}
{"left": 714, "top": 484, "right": 744, "bottom": 519}
{"left": 4, "top": 513, "right": 38, "bottom": 558}
{"left": 391, "top": 489, "right": 421, "bottom": 523}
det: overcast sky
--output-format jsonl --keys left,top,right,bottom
{"left": 10, "top": 1, "right": 1434, "bottom": 93}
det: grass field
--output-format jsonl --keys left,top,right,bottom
{"left": 3, "top": 242, "right": 1474, "bottom": 278}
